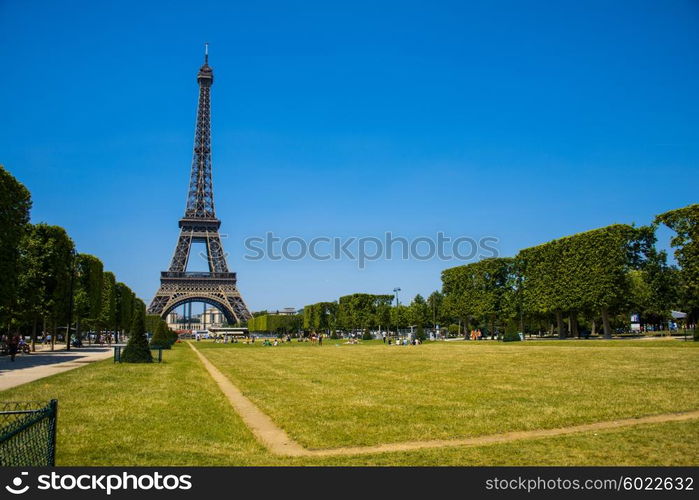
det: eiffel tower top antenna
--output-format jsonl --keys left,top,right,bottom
{"left": 184, "top": 42, "right": 215, "bottom": 221}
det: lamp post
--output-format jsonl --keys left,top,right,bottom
{"left": 65, "top": 248, "right": 77, "bottom": 351}
{"left": 392, "top": 287, "right": 401, "bottom": 338}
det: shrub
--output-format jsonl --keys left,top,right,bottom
{"left": 416, "top": 325, "right": 427, "bottom": 342}
{"left": 121, "top": 306, "right": 153, "bottom": 363}
{"left": 362, "top": 330, "right": 373, "bottom": 341}
{"left": 167, "top": 328, "right": 179, "bottom": 344}
{"left": 150, "top": 321, "right": 172, "bottom": 349}
{"left": 502, "top": 331, "right": 522, "bottom": 342}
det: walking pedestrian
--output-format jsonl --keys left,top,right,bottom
{"left": 8, "top": 335, "right": 20, "bottom": 362}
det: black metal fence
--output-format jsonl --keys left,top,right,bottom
{"left": 0, "top": 400, "right": 57, "bottom": 466}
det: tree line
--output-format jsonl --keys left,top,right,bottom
{"left": 248, "top": 292, "right": 437, "bottom": 341}
{"left": 247, "top": 204, "right": 697, "bottom": 341}
{"left": 1, "top": 165, "right": 147, "bottom": 350}
{"left": 442, "top": 209, "right": 697, "bottom": 339}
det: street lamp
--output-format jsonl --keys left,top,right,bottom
{"left": 393, "top": 287, "right": 401, "bottom": 307}
{"left": 392, "top": 287, "right": 401, "bottom": 339}
{"left": 65, "top": 248, "right": 77, "bottom": 351}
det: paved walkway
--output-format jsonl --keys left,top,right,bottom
{"left": 189, "top": 342, "right": 699, "bottom": 457}
{"left": 0, "top": 346, "right": 114, "bottom": 391}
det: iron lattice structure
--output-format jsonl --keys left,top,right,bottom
{"left": 148, "top": 50, "right": 252, "bottom": 324}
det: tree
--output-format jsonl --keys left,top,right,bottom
{"left": 518, "top": 225, "right": 637, "bottom": 338}
{"left": 374, "top": 300, "right": 391, "bottom": 334}
{"left": 303, "top": 304, "right": 317, "bottom": 332}
{"left": 390, "top": 304, "right": 410, "bottom": 332}
{"left": 426, "top": 291, "right": 445, "bottom": 328}
{"left": 655, "top": 204, "right": 699, "bottom": 330}
{"left": 442, "top": 258, "right": 515, "bottom": 337}
{"left": 16, "top": 224, "right": 74, "bottom": 349}
{"left": 115, "top": 282, "right": 135, "bottom": 341}
{"left": 408, "top": 294, "right": 430, "bottom": 330}
{"left": 0, "top": 165, "right": 31, "bottom": 328}
{"left": 16, "top": 228, "right": 48, "bottom": 348}
{"left": 121, "top": 299, "right": 152, "bottom": 363}
{"left": 627, "top": 254, "right": 679, "bottom": 329}
{"left": 145, "top": 314, "right": 163, "bottom": 337}
{"left": 150, "top": 320, "right": 173, "bottom": 349}
{"left": 303, "top": 302, "right": 338, "bottom": 335}
{"left": 337, "top": 293, "right": 393, "bottom": 333}
{"left": 74, "top": 254, "right": 103, "bottom": 342}
{"left": 98, "top": 272, "right": 116, "bottom": 336}
{"left": 248, "top": 313, "right": 299, "bottom": 335}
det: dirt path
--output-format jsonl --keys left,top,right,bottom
{"left": 189, "top": 342, "right": 699, "bottom": 457}
{"left": 188, "top": 342, "right": 307, "bottom": 456}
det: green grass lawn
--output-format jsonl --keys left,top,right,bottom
{"left": 1, "top": 344, "right": 270, "bottom": 465}
{"left": 198, "top": 340, "right": 699, "bottom": 449}
{"left": 1, "top": 341, "right": 697, "bottom": 465}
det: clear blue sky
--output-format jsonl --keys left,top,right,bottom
{"left": 1, "top": 0, "right": 697, "bottom": 312}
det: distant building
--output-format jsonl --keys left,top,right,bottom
{"left": 166, "top": 312, "right": 181, "bottom": 329}
{"left": 166, "top": 308, "right": 224, "bottom": 329}
{"left": 273, "top": 308, "right": 298, "bottom": 316}
{"left": 201, "top": 307, "right": 225, "bottom": 327}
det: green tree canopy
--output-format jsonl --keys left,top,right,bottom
{"left": 115, "top": 282, "right": 135, "bottom": 337}
{"left": 408, "top": 294, "right": 430, "bottom": 328}
{"left": 98, "top": 271, "right": 116, "bottom": 332}
{"left": 0, "top": 165, "right": 32, "bottom": 326}
{"left": 518, "top": 225, "right": 638, "bottom": 338}
{"left": 426, "top": 290, "right": 446, "bottom": 327}
{"left": 248, "top": 313, "right": 300, "bottom": 334}
{"left": 74, "top": 254, "right": 103, "bottom": 330}
{"left": 303, "top": 302, "right": 338, "bottom": 333}
{"left": 150, "top": 318, "right": 174, "bottom": 349}
{"left": 16, "top": 224, "right": 75, "bottom": 330}
{"left": 655, "top": 204, "right": 699, "bottom": 324}
{"left": 390, "top": 304, "right": 410, "bottom": 330}
{"left": 442, "top": 257, "right": 515, "bottom": 334}
{"left": 337, "top": 293, "right": 393, "bottom": 331}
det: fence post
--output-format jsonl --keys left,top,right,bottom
{"left": 48, "top": 399, "right": 58, "bottom": 466}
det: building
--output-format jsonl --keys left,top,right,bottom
{"left": 273, "top": 308, "right": 298, "bottom": 316}
{"left": 201, "top": 307, "right": 225, "bottom": 327}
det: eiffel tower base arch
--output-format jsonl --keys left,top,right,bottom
{"left": 148, "top": 273, "right": 251, "bottom": 325}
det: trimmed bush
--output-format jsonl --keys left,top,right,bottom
{"left": 502, "top": 331, "right": 522, "bottom": 342}
{"left": 150, "top": 321, "right": 172, "bottom": 349}
{"left": 121, "top": 304, "right": 153, "bottom": 363}
{"left": 167, "top": 328, "right": 179, "bottom": 344}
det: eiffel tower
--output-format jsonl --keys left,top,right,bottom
{"left": 148, "top": 46, "right": 252, "bottom": 325}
